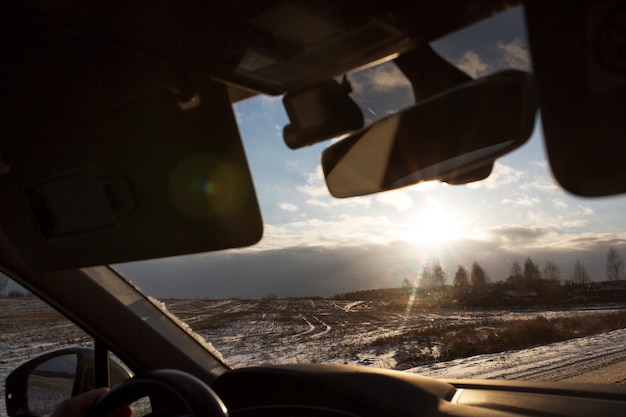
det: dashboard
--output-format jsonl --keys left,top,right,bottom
{"left": 212, "top": 364, "right": 626, "bottom": 417}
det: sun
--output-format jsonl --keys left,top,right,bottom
{"left": 400, "top": 197, "right": 464, "bottom": 245}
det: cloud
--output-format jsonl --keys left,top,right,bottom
{"left": 487, "top": 224, "right": 553, "bottom": 244}
{"left": 257, "top": 95, "right": 283, "bottom": 106}
{"left": 519, "top": 175, "right": 560, "bottom": 194}
{"left": 298, "top": 184, "right": 328, "bottom": 197}
{"left": 562, "top": 219, "right": 587, "bottom": 228}
{"left": 375, "top": 190, "right": 413, "bottom": 212}
{"left": 297, "top": 166, "right": 328, "bottom": 197}
{"left": 501, "top": 195, "right": 541, "bottom": 207}
{"left": 349, "top": 62, "right": 412, "bottom": 96}
{"left": 364, "top": 64, "right": 412, "bottom": 92}
{"left": 346, "top": 61, "right": 415, "bottom": 122}
{"left": 456, "top": 51, "right": 491, "bottom": 78}
{"left": 233, "top": 99, "right": 278, "bottom": 125}
{"left": 525, "top": 210, "right": 588, "bottom": 231}
{"left": 578, "top": 205, "right": 595, "bottom": 215}
{"left": 122, "top": 243, "right": 432, "bottom": 298}
{"left": 553, "top": 199, "right": 568, "bottom": 209}
{"left": 467, "top": 162, "right": 523, "bottom": 190}
{"left": 306, "top": 197, "right": 372, "bottom": 209}
{"left": 531, "top": 160, "right": 549, "bottom": 169}
{"left": 278, "top": 202, "right": 298, "bottom": 212}
{"left": 451, "top": 38, "right": 530, "bottom": 81}
{"left": 496, "top": 38, "right": 531, "bottom": 71}
{"left": 306, "top": 198, "right": 331, "bottom": 208}
{"left": 305, "top": 166, "right": 324, "bottom": 183}
{"left": 121, "top": 233, "right": 626, "bottom": 298}
{"left": 252, "top": 214, "right": 401, "bottom": 250}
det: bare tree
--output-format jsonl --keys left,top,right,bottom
{"left": 509, "top": 261, "right": 523, "bottom": 281}
{"left": 453, "top": 265, "right": 469, "bottom": 287}
{"left": 523, "top": 256, "right": 542, "bottom": 281}
{"left": 506, "top": 261, "right": 524, "bottom": 290}
{"left": 430, "top": 260, "right": 447, "bottom": 289}
{"left": 570, "top": 259, "right": 590, "bottom": 285}
{"left": 543, "top": 261, "right": 561, "bottom": 283}
{"left": 606, "top": 246, "right": 625, "bottom": 281}
{"left": 420, "top": 261, "right": 446, "bottom": 290}
{"left": 470, "top": 261, "right": 489, "bottom": 287}
{"left": 419, "top": 264, "right": 432, "bottom": 289}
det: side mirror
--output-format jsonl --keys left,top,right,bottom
{"left": 5, "top": 348, "right": 131, "bottom": 417}
{"left": 322, "top": 70, "right": 537, "bottom": 197}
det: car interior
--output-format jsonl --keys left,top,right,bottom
{"left": 2, "top": 0, "right": 626, "bottom": 416}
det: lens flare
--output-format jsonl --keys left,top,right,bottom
{"left": 169, "top": 154, "right": 247, "bottom": 220}
{"left": 192, "top": 179, "right": 220, "bottom": 196}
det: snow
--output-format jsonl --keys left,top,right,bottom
{"left": 2, "top": 297, "right": 626, "bottom": 416}
{"left": 406, "top": 328, "right": 626, "bottom": 381}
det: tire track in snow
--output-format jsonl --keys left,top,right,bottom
{"left": 343, "top": 301, "right": 364, "bottom": 312}
{"left": 297, "top": 314, "right": 316, "bottom": 336}
{"left": 309, "top": 315, "right": 331, "bottom": 339}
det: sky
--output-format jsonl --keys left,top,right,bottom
{"left": 106, "top": 7, "right": 626, "bottom": 299}
{"left": 6, "top": 7, "right": 624, "bottom": 299}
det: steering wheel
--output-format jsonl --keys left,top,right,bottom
{"left": 85, "top": 369, "right": 229, "bottom": 417}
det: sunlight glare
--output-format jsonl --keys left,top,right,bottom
{"left": 404, "top": 288, "right": 417, "bottom": 321}
{"left": 401, "top": 197, "right": 463, "bottom": 245}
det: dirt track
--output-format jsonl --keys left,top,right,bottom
{"left": 564, "top": 360, "right": 626, "bottom": 384}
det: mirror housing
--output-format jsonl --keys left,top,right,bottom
{"left": 5, "top": 348, "right": 131, "bottom": 417}
{"left": 322, "top": 70, "right": 537, "bottom": 197}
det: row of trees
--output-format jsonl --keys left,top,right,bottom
{"left": 403, "top": 246, "right": 625, "bottom": 292}
{"left": 395, "top": 247, "right": 626, "bottom": 307}
{"left": 0, "top": 272, "right": 31, "bottom": 297}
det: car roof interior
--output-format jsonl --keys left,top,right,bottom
{"left": 1, "top": 0, "right": 625, "bottom": 272}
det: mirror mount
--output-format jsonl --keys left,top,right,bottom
{"left": 282, "top": 76, "right": 364, "bottom": 149}
{"left": 395, "top": 44, "right": 472, "bottom": 101}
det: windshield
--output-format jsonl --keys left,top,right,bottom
{"left": 3, "top": 5, "right": 626, "bottom": 386}
{"left": 108, "top": 7, "right": 626, "bottom": 383}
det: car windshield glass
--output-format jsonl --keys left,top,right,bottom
{"left": 102, "top": 6, "right": 626, "bottom": 382}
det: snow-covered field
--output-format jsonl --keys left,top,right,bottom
{"left": 2, "top": 297, "right": 626, "bottom": 414}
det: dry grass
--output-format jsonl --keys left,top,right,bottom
{"left": 371, "top": 309, "right": 626, "bottom": 367}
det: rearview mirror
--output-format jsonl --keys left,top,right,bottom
{"left": 322, "top": 70, "right": 537, "bottom": 197}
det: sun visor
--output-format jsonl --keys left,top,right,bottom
{"left": 526, "top": 1, "right": 626, "bottom": 197}
{"left": 0, "top": 81, "right": 263, "bottom": 271}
